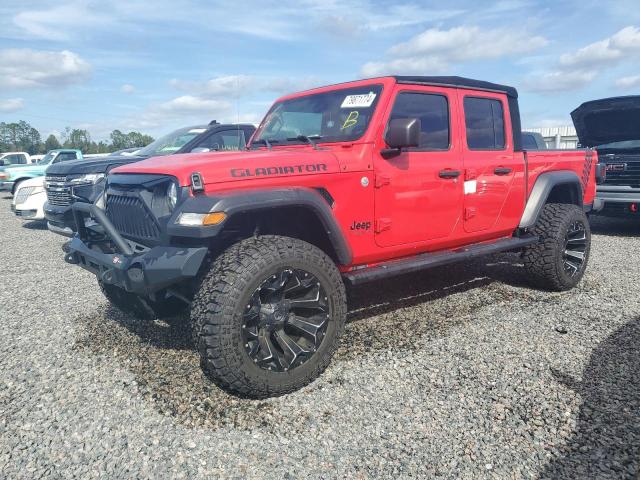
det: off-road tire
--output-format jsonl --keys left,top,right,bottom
{"left": 99, "top": 282, "right": 187, "bottom": 322}
{"left": 191, "top": 235, "right": 347, "bottom": 398}
{"left": 523, "top": 203, "right": 591, "bottom": 291}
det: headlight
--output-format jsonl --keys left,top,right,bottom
{"left": 95, "top": 192, "right": 106, "bottom": 210}
{"left": 167, "top": 182, "right": 178, "bottom": 210}
{"left": 68, "top": 173, "right": 105, "bottom": 185}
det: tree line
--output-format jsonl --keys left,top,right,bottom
{"left": 0, "top": 121, "right": 155, "bottom": 155}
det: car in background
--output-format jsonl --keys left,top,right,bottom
{"left": 44, "top": 122, "right": 255, "bottom": 236}
{"left": 572, "top": 96, "right": 640, "bottom": 217}
{"left": 0, "top": 149, "right": 83, "bottom": 194}
{"left": 522, "top": 131, "right": 547, "bottom": 150}
{"left": 11, "top": 176, "right": 46, "bottom": 221}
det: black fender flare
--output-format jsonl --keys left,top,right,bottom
{"left": 167, "top": 187, "right": 352, "bottom": 265}
{"left": 519, "top": 170, "right": 583, "bottom": 228}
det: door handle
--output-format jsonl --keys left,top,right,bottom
{"left": 439, "top": 169, "right": 461, "bottom": 179}
{"left": 494, "top": 167, "right": 512, "bottom": 175}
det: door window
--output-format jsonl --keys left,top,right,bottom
{"left": 389, "top": 92, "right": 450, "bottom": 150}
{"left": 463, "top": 97, "right": 505, "bottom": 150}
{"left": 4, "top": 154, "right": 27, "bottom": 165}
{"left": 198, "top": 130, "right": 246, "bottom": 151}
{"left": 54, "top": 152, "right": 78, "bottom": 162}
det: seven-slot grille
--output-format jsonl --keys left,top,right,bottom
{"left": 14, "top": 186, "right": 36, "bottom": 205}
{"left": 601, "top": 154, "right": 640, "bottom": 188}
{"left": 105, "top": 192, "right": 160, "bottom": 241}
{"left": 45, "top": 175, "right": 73, "bottom": 206}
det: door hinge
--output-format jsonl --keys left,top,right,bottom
{"left": 375, "top": 175, "right": 391, "bottom": 188}
{"left": 375, "top": 218, "right": 392, "bottom": 233}
{"left": 464, "top": 207, "right": 477, "bottom": 220}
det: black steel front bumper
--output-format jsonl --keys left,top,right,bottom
{"left": 65, "top": 203, "right": 208, "bottom": 295}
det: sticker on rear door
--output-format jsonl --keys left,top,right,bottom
{"left": 341, "top": 92, "right": 377, "bottom": 109}
{"left": 464, "top": 180, "right": 477, "bottom": 194}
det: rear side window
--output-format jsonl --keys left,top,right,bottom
{"left": 389, "top": 92, "right": 450, "bottom": 150}
{"left": 464, "top": 97, "right": 505, "bottom": 150}
{"left": 522, "top": 133, "right": 538, "bottom": 150}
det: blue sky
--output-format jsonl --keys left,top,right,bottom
{"left": 1, "top": 0, "right": 640, "bottom": 141}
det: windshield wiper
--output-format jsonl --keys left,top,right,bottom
{"left": 249, "top": 138, "right": 277, "bottom": 150}
{"left": 287, "top": 135, "right": 321, "bottom": 150}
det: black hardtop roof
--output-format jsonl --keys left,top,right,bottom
{"left": 393, "top": 76, "right": 518, "bottom": 99}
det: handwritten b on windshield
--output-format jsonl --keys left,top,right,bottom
{"left": 341, "top": 111, "right": 359, "bottom": 130}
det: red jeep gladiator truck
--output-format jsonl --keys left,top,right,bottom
{"left": 64, "top": 76, "right": 597, "bottom": 398}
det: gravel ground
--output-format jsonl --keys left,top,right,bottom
{"left": 0, "top": 194, "right": 639, "bottom": 479}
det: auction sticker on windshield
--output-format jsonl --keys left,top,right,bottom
{"left": 341, "top": 92, "right": 377, "bottom": 109}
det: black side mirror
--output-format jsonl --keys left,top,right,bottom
{"left": 382, "top": 118, "right": 421, "bottom": 158}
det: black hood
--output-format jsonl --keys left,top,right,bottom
{"left": 45, "top": 155, "right": 147, "bottom": 175}
{"left": 571, "top": 96, "right": 640, "bottom": 147}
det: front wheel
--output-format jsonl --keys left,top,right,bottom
{"left": 523, "top": 203, "right": 591, "bottom": 291}
{"left": 191, "top": 235, "right": 347, "bottom": 398}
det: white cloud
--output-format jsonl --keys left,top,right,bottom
{"left": 121, "top": 84, "right": 135, "bottom": 94}
{"left": 0, "top": 49, "right": 91, "bottom": 89}
{"left": 361, "top": 26, "right": 548, "bottom": 76}
{"left": 0, "top": 98, "right": 24, "bottom": 112}
{"left": 170, "top": 75, "right": 255, "bottom": 97}
{"left": 159, "top": 95, "right": 231, "bottom": 114}
{"left": 524, "top": 70, "right": 597, "bottom": 93}
{"left": 560, "top": 26, "right": 640, "bottom": 69}
{"left": 616, "top": 75, "right": 640, "bottom": 89}
{"left": 525, "top": 26, "right": 640, "bottom": 94}
{"left": 170, "top": 74, "right": 324, "bottom": 98}
{"left": 13, "top": 3, "right": 104, "bottom": 41}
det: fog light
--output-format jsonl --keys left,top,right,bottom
{"left": 176, "top": 211, "right": 226, "bottom": 226}
{"left": 630, "top": 203, "right": 638, "bottom": 213}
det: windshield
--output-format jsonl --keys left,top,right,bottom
{"left": 38, "top": 152, "right": 56, "bottom": 165}
{"left": 136, "top": 126, "right": 207, "bottom": 157}
{"left": 597, "top": 139, "right": 640, "bottom": 150}
{"left": 253, "top": 85, "right": 383, "bottom": 145}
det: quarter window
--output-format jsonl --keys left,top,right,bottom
{"left": 464, "top": 97, "right": 505, "bottom": 150}
{"left": 389, "top": 92, "right": 450, "bottom": 150}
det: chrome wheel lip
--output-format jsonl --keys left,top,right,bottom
{"left": 563, "top": 220, "right": 588, "bottom": 277}
{"left": 242, "top": 267, "right": 330, "bottom": 372}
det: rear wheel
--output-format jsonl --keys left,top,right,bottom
{"left": 191, "top": 235, "right": 347, "bottom": 398}
{"left": 99, "top": 282, "right": 187, "bottom": 322}
{"left": 523, "top": 203, "right": 591, "bottom": 291}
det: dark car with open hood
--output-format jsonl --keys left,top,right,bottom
{"left": 44, "top": 122, "right": 255, "bottom": 236}
{"left": 572, "top": 96, "right": 640, "bottom": 217}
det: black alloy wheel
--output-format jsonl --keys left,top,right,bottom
{"left": 242, "top": 268, "right": 330, "bottom": 372}
{"left": 563, "top": 220, "right": 588, "bottom": 277}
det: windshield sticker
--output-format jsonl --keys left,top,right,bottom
{"left": 341, "top": 92, "right": 377, "bottom": 109}
{"left": 188, "top": 129, "right": 207, "bottom": 134}
{"left": 341, "top": 111, "right": 359, "bottom": 130}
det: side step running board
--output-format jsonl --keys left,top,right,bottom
{"left": 344, "top": 235, "right": 539, "bottom": 286}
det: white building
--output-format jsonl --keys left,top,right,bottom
{"left": 525, "top": 126, "right": 579, "bottom": 149}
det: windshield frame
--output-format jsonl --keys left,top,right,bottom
{"left": 252, "top": 83, "right": 384, "bottom": 147}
